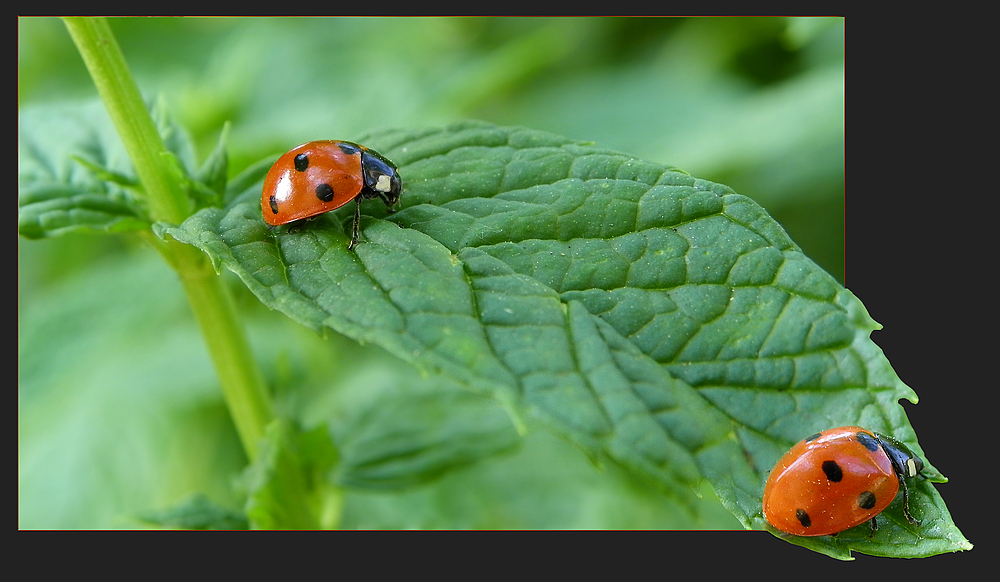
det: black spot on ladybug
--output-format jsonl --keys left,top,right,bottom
{"left": 795, "top": 509, "right": 811, "bottom": 528}
{"left": 315, "top": 183, "right": 335, "bottom": 202}
{"left": 858, "top": 491, "right": 877, "bottom": 510}
{"left": 856, "top": 432, "right": 880, "bottom": 452}
{"left": 268, "top": 195, "right": 279, "bottom": 215}
{"left": 822, "top": 460, "right": 843, "bottom": 482}
{"left": 336, "top": 142, "right": 361, "bottom": 156}
{"left": 805, "top": 432, "right": 823, "bottom": 443}
{"left": 294, "top": 153, "right": 309, "bottom": 172}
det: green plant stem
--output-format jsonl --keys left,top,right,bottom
{"left": 63, "top": 17, "right": 273, "bottom": 461}
{"left": 63, "top": 17, "right": 189, "bottom": 225}
{"left": 157, "top": 239, "right": 275, "bottom": 461}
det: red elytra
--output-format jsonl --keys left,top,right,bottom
{"left": 762, "top": 426, "right": 923, "bottom": 537}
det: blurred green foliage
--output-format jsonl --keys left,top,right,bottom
{"left": 19, "top": 16, "right": 844, "bottom": 281}
{"left": 18, "top": 17, "right": 844, "bottom": 530}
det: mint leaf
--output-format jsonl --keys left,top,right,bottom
{"left": 160, "top": 120, "right": 968, "bottom": 555}
{"left": 138, "top": 494, "right": 248, "bottom": 530}
{"left": 333, "top": 378, "right": 521, "bottom": 490}
{"left": 18, "top": 101, "right": 149, "bottom": 238}
{"left": 18, "top": 252, "right": 249, "bottom": 529}
{"left": 17, "top": 99, "right": 213, "bottom": 239}
{"left": 242, "top": 420, "right": 340, "bottom": 530}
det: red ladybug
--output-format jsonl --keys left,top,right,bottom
{"left": 262, "top": 140, "right": 401, "bottom": 249}
{"left": 762, "top": 426, "right": 923, "bottom": 537}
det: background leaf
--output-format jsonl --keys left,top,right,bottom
{"left": 18, "top": 17, "right": 846, "bottom": 279}
{"left": 331, "top": 378, "right": 521, "bottom": 490}
{"left": 18, "top": 101, "right": 150, "bottom": 238}
{"left": 17, "top": 253, "right": 247, "bottom": 528}
{"left": 138, "top": 494, "right": 248, "bottom": 530}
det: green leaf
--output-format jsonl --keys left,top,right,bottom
{"left": 160, "top": 120, "right": 968, "bottom": 555}
{"left": 18, "top": 252, "right": 248, "bottom": 528}
{"left": 242, "top": 420, "right": 341, "bottom": 530}
{"left": 18, "top": 101, "right": 150, "bottom": 238}
{"left": 187, "top": 122, "right": 230, "bottom": 208}
{"left": 138, "top": 494, "right": 248, "bottom": 530}
{"left": 17, "top": 98, "right": 219, "bottom": 240}
{"left": 332, "top": 377, "right": 522, "bottom": 490}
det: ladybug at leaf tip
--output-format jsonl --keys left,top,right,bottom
{"left": 762, "top": 426, "right": 924, "bottom": 537}
{"left": 262, "top": 140, "right": 401, "bottom": 249}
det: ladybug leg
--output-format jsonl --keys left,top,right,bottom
{"left": 376, "top": 190, "right": 397, "bottom": 214}
{"left": 348, "top": 197, "right": 362, "bottom": 249}
{"left": 899, "top": 476, "right": 921, "bottom": 525}
{"left": 867, "top": 516, "right": 878, "bottom": 538}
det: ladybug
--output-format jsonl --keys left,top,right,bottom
{"left": 262, "top": 140, "right": 401, "bottom": 249}
{"left": 762, "top": 426, "right": 923, "bottom": 537}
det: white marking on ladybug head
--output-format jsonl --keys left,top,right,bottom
{"left": 375, "top": 174, "right": 392, "bottom": 193}
{"left": 906, "top": 458, "right": 918, "bottom": 477}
